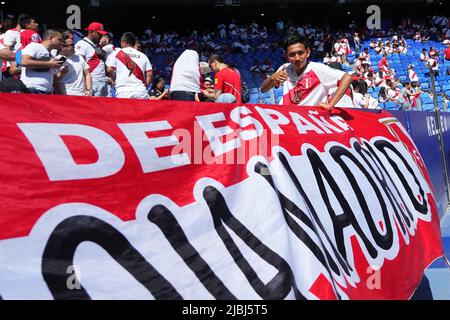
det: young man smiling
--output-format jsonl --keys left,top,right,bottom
{"left": 261, "top": 35, "right": 353, "bottom": 110}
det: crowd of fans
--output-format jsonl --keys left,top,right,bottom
{"left": 0, "top": 11, "right": 449, "bottom": 110}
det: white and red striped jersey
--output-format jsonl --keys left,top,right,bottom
{"left": 420, "top": 52, "right": 429, "bottom": 62}
{"left": 75, "top": 37, "right": 106, "bottom": 81}
{"left": 106, "top": 46, "right": 152, "bottom": 95}
{"left": 277, "top": 62, "right": 349, "bottom": 107}
{"left": 408, "top": 68, "right": 419, "bottom": 82}
{"left": 359, "top": 51, "right": 371, "bottom": 65}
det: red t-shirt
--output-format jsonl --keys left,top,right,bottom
{"left": 444, "top": 47, "right": 450, "bottom": 60}
{"left": 20, "top": 30, "right": 41, "bottom": 50}
{"left": 214, "top": 67, "right": 242, "bottom": 103}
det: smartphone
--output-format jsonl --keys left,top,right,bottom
{"left": 55, "top": 55, "right": 67, "bottom": 63}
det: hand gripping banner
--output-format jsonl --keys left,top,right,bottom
{"left": 0, "top": 93, "right": 443, "bottom": 300}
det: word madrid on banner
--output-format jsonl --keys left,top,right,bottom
{"left": 0, "top": 94, "right": 443, "bottom": 300}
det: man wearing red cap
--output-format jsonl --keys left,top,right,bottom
{"left": 75, "top": 22, "right": 109, "bottom": 97}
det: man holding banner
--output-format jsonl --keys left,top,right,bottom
{"left": 106, "top": 32, "right": 153, "bottom": 99}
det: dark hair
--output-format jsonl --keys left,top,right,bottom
{"left": 283, "top": 35, "right": 310, "bottom": 51}
{"left": 354, "top": 80, "right": 368, "bottom": 95}
{"left": 121, "top": 32, "right": 137, "bottom": 47}
{"left": 19, "top": 15, "right": 35, "bottom": 29}
{"left": 208, "top": 54, "right": 224, "bottom": 65}
{"left": 62, "top": 30, "right": 73, "bottom": 43}
{"left": 379, "top": 87, "right": 387, "bottom": 99}
{"left": 151, "top": 75, "right": 165, "bottom": 90}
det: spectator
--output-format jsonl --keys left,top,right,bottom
{"left": 99, "top": 33, "right": 116, "bottom": 97}
{"left": 170, "top": 49, "right": 207, "bottom": 101}
{"left": 75, "top": 22, "right": 109, "bottom": 97}
{"left": 208, "top": 54, "right": 242, "bottom": 103}
{"left": 19, "top": 15, "right": 41, "bottom": 50}
{"left": 260, "top": 59, "right": 274, "bottom": 75}
{"left": 54, "top": 34, "right": 92, "bottom": 96}
{"left": 420, "top": 48, "right": 429, "bottom": 62}
{"left": 106, "top": 32, "right": 153, "bottom": 99}
{"left": 195, "top": 76, "right": 215, "bottom": 102}
{"left": 3, "top": 15, "right": 21, "bottom": 52}
{"left": 20, "top": 29, "right": 64, "bottom": 94}
{"left": 261, "top": 35, "right": 353, "bottom": 109}
{"left": 408, "top": 64, "right": 419, "bottom": 83}
{"left": 250, "top": 60, "right": 261, "bottom": 73}
{"left": 149, "top": 75, "right": 169, "bottom": 100}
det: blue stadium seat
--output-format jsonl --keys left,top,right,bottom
{"left": 384, "top": 102, "right": 398, "bottom": 110}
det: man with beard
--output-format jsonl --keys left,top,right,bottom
{"left": 75, "top": 22, "right": 109, "bottom": 96}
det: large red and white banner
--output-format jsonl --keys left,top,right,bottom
{"left": 0, "top": 93, "right": 443, "bottom": 300}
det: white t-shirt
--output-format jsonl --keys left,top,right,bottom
{"left": 3, "top": 29, "right": 22, "bottom": 53}
{"left": 58, "top": 54, "right": 89, "bottom": 96}
{"left": 278, "top": 62, "right": 348, "bottom": 106}
{"left": 20, "top": 43, "right": 56, "bottom": 93}
{"left": 170, "top": 49, "right": 201, "bottom": 93}
{"left": 106, "top": 46, "right": 152, "bottom": 95}
{"left": 75, "top": 37, "right": 106, "bottom": 81}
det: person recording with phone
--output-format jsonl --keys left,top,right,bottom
{"left": 54, "top": 34, "right": 93, "bottom": 96}
{"left": 20, "top": 29, "right": 64, "bottom": 94}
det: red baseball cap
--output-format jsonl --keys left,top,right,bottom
{"left": 85, "top": 22, "right": 108, "bottom": 35}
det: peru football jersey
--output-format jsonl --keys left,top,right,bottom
{"left": 106, "top": 46, "right": 152, "bottom": 95}
{"left": 278, "top": 62, "right": 347, "bottom": 107}
{"left": 75, "top": 37, "right": 106, "bottom": 81}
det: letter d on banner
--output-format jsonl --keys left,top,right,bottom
{"left": 18, "top": 123, "right": 125, "bottom": 181}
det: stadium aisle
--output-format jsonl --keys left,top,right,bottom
{"left": 425, "top": 208, "right": 450, "bottom": 299}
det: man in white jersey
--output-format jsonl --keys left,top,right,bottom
{"left": 20, "top": 29, "right": 64, "bottom": 94}
{"left": 75, "top": 22, "right": 109, "bottom": 97}
{"left": 261, "top": 35, "right": 353, "bottom": 110}
{"left": 106, "top": 32, "right": 153, "bottom": 99}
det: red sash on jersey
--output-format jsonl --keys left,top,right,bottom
{"left": 115, "top": 50, "right": 145, "bottom": 83}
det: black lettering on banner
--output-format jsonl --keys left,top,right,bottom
{"left": 306, "top": 149, "right": 379, "bottom": 260}
{"left": 254, "top": 162, "right": 349, "bottom": 278}
{"left": 147, "top": 205, "right": 237, "bottom": 300}
{"left": 374, "top": 140, "right": 428, "bottom": 215}
{"left": 42, "top": 215, "right": 182, "bottom": 300}
{"left": 276, "top": 153, "right": 356, "bottom": 279}
{"left": 356, "top": 142, "right": 413, "bottom": 235}
{"left": 329, "top": 145, "right": 394, "bottom": 251}
{"left": 203, "top": 186, "right": 306, "bottom": 300}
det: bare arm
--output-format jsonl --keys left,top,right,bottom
{"left": 319, "top": 73, "right": 353, "bottom": 110}
{"left": 106, "top": 66, "right": 116, "bottom": 81}
{"left": 21, "top": 55, "right": 63, "bottom": 69}
{"left": 0, "top": 48, "right": 15, "bottom": 61}
{"left": 84, "top": 69, "right": 93, "bottom": 96}
{"left": 261, "top": 65, "right": 287, "bottom": 93}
